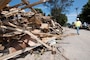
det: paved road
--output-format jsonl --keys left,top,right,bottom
{"left": 60, "top": 28, "right": 90, "bottom": 60}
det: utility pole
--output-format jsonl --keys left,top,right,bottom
{"left": 75, "top": 7, "right": 78, "bottom": 16}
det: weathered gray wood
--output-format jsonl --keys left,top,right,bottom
{"left": 0, "top": 44, "right": 41, "bottom": 60}
{"left": 0, "top": 36, "right": 56, "bottom": 60}
{"left": 1, "top": 26, "right": 52, "bottom": 50}
{"left": 3, "top": 22, "right": 17, "bottom": 28}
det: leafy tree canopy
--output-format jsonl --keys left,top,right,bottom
{"left": 44, "top": 0, "right": 74, "bottom": 26}
{"left": 45, "top": 0, "right": 74, "bottom": 13}
{"left": 35, "top": 8, "right": 43, "bottom": 13}
{"left": 79, "top": 0, "right": 90, "bottom": 24}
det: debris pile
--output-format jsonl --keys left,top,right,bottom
{"left": 0, "top": 0, "right": 63, "bottom": 59}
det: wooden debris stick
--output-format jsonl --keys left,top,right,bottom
{"left": 3, "top": 22, "right": 17, "bottom": 28}
{"left": 1, "top": 26, "right": 52, "bottom": 50}
{"left": 21, "top": 0, "right": 50, "bottom": 9}
{"left": 4, "top": 9, "right": 20, "bottom": 17}
{"left": 0, "top": 0, "right": 11, "bottom": 10}
{"left": 10, "top": 3, "right": 25, "bottom": 8}
{"left": 49, "top": 27, "right": 60, "bottom": 34}
{"left": 0, "top": 44, "right": 40, "bottom": 60}
{"left": 21, "top": 0, "right": 37, "bottom": 14}
{"left": 51, "top": 20, "right": 56, "bottom": 27}
{"left": 0, "top": 36, "right": 56, "bottom": 60}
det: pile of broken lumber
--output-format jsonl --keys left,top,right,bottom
{"left": 0, "top": 0, "right": 63, "bottom": 59}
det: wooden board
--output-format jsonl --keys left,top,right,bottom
{"left": 0, "top": 37, "right": 56, "bottom": 60}
{"left": 0, "top": 0, "right": 11, "bottom": 10}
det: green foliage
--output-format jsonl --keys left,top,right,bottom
{"left": 51, "top": 11, "right": 67, "bottom": 26}
{"left": 34, "top": 8, "right": 46, "bottom": 16}
{"left": 45, "top": 0, "right": 74, "bottom": 13}
{"left": 56, "top": 14, "right": 67, "bottom": 26}
{"left": 79, "top": 0, "right": 90, "bottom": 24}
{"left": 47, "top": 14, "right": 51, "bottom": 16}
{"left": 34, "top": 8, "right": 43, "bottom": 13}
{"left": 44, "top": 0, "right": 73, "bottom": 26}
{"left": 51, "top": 7, "right": 68, "bottom": 26}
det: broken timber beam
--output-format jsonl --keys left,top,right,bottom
{"left": 21, "top": 0, "right": 37, "bottom": 14}
{"left": 0, "top": 44, "right": 41, "bottom": 60}
{"left": 0, "top": 36, "right": 56, "bottom": 60}
{"left": 1, "top": 26, "right": 52, "bottom": 50}
{"left": 21, "top": 0, "right": 50, "bottom": 9}
{"left": 0, "top": 0, "right": 11, "bottom": 10}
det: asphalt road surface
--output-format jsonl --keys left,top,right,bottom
{"left": 60, "top": 28, "right": 90, "bottom": 60}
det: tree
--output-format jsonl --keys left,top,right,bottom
{"left": 34, "top": 8, "right": 46, "bottom": 15}
{"left": 51, "top": 8, "right": 68, "bottom": 26}
{"left": 50, "top": 7, "right": 68, "bottom": 26}
{"left": 79, "top": 0, "right": 90, "bottom": 24}
{"left": 47, "top": 14, "right": 51, "bottom": 16}
{"left": 56, "top": 14, "right": 68, "bottom": 26}
{"left": 44, "top": 0, "right": 74, "bottom": 26}
{"left": 45, "top": 0, "right": 74, "bottom": 12}
{"left": 35, "top": 8, "right": 43, "bottom": 13}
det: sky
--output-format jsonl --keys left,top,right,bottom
{"left": 66, "top": 0, "right": 88, "bottom": 24}
{"left": 9, "top": 0, "right": 88, "bottom": 24}
{"left": 9, "top": 0, "right": 50, "bottom": 15}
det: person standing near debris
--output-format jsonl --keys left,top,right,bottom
{"left": 74, "top": 18, "right": 82, "bottom": 35}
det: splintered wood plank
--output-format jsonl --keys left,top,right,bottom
{"left": 0, "top": 36, "right": 56, "bottom": 60}
{"left": 1, "top": 26, "right": 52, "bottom": 50}
{"left": 0, "top": 0, "right": 11, "bottom": 10}
{"left": 0, "top": 44, "right": 40, "bottom": 60}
